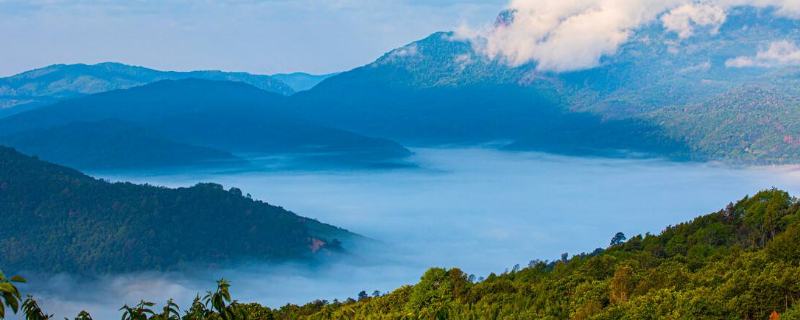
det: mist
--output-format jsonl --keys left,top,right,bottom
{"left": 16, "top": 148, "right": 800, "bottom": 319}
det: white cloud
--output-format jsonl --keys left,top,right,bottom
{"left": 726, "top": 40, "right": 800, "bottom": 67}
{"left": 388, "top": 44, "right": 421, "bottom": 60}
{"left": 679, "top": 61, "right": 712, "bottom": 73}
{"left": 661, "top": 3, "right": 727, "bottom": 38}
{"left": 479, "top": 0, "right": 686, "bottom": 71}
{"left": 457, "top": 0, "right": 800, "bottom": 73}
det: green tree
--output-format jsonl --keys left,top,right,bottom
{"left": 120, "top": 300, "right": 156, "bottom": 320}
{"left": 0, "top": 270, "right": 26, "bottom": 319}
{"left": 610, "top": 232, "right": 627, "bottom": 246}
{"left": 21, "top": 296, "right": 52, "bottom": 320}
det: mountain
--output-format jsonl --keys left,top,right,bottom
{"left": 288, "top": 34, "right": 689, "bottom": 157}
{"left": 0, "top": 79, "right": 412, "bottom": 169}
{"left": 0, "top": 146, "right": 356, "bottom": 274}
{"left": 272, "top": 72, "right": 339, "bottom": 92}
{"left": 288, "top": 7, "right": 800, "bottom": 164}
{"left": 0, "top": 63, "right": 294, "bottom": 118}
{"left": 0, "top": 119, "right": 246, "bottom": 171}
{"left": 255, "top": 189, "right": 800, "bottom": 320}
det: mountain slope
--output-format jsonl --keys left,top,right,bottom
{"left": 0, "top": 63, "right": 294, "bottom": 117}
{"left": 288, "top": 33, "right": 688, "bottom": 156}
{"left": 0, "top": 146, "right": 355, "bottom": 274}
{"left": 0, "top": 79, "right": 411, "bottom": 167}
{"left": 260, "top": 189, "right": 800, "bottom": 320}
{"left": 288, "top": 7, "right": 800, "bottom": 163}
{"left": 648, "top": 85, "right": 800, "bottom": 164}
{"left": 0, "top": 119, "right": 246, "bottom": 170}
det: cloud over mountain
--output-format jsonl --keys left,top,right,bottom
{"left": 726, "top": 40, "right": 800, "bottom": 68}
{"left": 460, "top": 0, "right": 800, "bottom": 72}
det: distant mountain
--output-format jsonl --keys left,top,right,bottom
{"left": 0, "top": 119, "right": 246, "bottom": 171}
{"left": 0, "top": 63, "right": 294, "bottom": 118}
{"left": 288, "top": 34, "right": 688, "bottom": 157}
{"left": 288, "top": 7, "right": 800, "bottom": 164}
{"left": 0, "top": 145, "right": 356, "bottom": 274}
{"left": 0, "top": 79, "right": 411, "bottom": 169}
{"left": 272, "top": 72, "right": 339, "bottom": 92}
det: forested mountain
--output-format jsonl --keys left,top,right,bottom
{"left": 649, "top": 85, "right": 800, "bottom": 164}
{"left": 0, "top": 119, "right": 246, "bottom": 171}
{"left": 288, "top": 7, "right": 800, "bottom": 164}
{"left": 0, "top": 146, "right": 355, "bottom": 274}
{"left": 0, "top": 79, "right": 411, "bottom": 170}
{"left": 5, "top": 188, "right": 799, "bottom": 319}
{"left": 0, "top": 63, "right": 294, "bottom": 118}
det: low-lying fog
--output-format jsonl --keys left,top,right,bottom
{"left": 21, "top": 148, "right": 800, "bottom": 319}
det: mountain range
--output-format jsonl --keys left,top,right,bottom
{"left": 0, "top": 63, "right": 294, "bottom": 118}
{"left": 0, "top": 79, "right": 411, "bottom": 170}
{"left": 0, "top": 145, "right": 356, "bottom": 274}
{"left": 2, "top": 6, "right": 799, "bottom": 165}
{"left": 288, "top": 6, "right": 800, "bottom": 164}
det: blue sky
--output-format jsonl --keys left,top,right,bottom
{"left": 0, "top": 0, "right": 506, "bottom": 77}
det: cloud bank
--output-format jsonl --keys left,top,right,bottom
{"left": 463, "top": 0, "right": 800, "bottom": 72}
{"left": 726, "top": 40, "right": 800, "bottom": 67}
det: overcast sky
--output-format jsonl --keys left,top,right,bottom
{"left": 0, "top": 0, "right": 506, "bottom": 77}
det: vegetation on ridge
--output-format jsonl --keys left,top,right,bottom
{"left": 0, "top": 146, "right": 353, "bottom": 274}
{"left": 3, "top": 189, "right": 800, "bottom": 319}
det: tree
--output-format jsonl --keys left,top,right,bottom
{"left": 372, "top": 290, "right": 381, "bottom": 298}
{"left": 610, "top": 265, "right": 634, "bottom": 304}
{"left": 154, "top": 299, "right": 180, "bottom": 320}
{"left": 119, "top": 300, "right": 156, "bottom": 320}
{"left": 0, "top": 270, "right": 26, "bottom": 319}
{"left": 610, "top": 232, "right": 627, "bottom": 246}
{"left": 21, "top": 296, "right": 52, "bottom": 320}
{"left": 204, "top": 279, "right": 244, "bottom": 320}
{"left": 72, "top": 311, "right": 93, "bottom": 320}
{"left": 357, "top": 291, "right": 368, "bottom": 301}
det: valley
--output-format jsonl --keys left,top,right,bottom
{"left": 2, "top": 1, "right": 800, "bottom": 319}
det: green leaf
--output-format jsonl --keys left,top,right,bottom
{"left": 9, "top": 276, "right": 26, "bottom": 283}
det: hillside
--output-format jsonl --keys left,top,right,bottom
{"left": 0, "top": 79, "right": 411, "bottom": 169}
{"left": 258, "top": 189, "right": 800, "bottom": 319}
{"left": 0, "top": 63, "right": 294, "bottom": 118}
{"left": 649, "top": 85, "right": 800, "bottom": 164}
{"left": 0, "top": 146, "right": 356, "bottom": 274}
{"left": 0, "top": 119, "right": 246, "bottom": 170}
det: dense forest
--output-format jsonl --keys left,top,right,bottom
{"left": 0, "top": 146, "right": 355, "bottom": 274}
{"left": 3, "top": 188, "right": 799, "bottom": 319}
